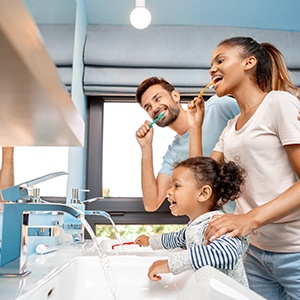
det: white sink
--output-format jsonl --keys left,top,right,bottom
{"left": 17, "top": 254, "right": 265, "bottom": 300}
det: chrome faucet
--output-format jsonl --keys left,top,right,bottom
{"left": 0, "top": 202, "right": 82, "bottom": 277}
{"left": 64, "top": 188, "right": 107, "bottom": 244}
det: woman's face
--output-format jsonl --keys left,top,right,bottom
{"left": 166, "top": 166, "right": 200, "bottom": 219}
{"left": 209, "top": 44, "right": 246, "bottom": 97}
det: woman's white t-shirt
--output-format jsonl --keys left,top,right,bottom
{"left": 214, "top": 91, "right": 300, "bottom": 252}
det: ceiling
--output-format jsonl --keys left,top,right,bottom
{"left": 24, "top": 0, "right": 300, "bottom": 32}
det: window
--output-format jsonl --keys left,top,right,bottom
{"left": 102, "top": 101, "right": 175, "bottom": 197}
{"left": 13, "top": 147, "right": 69, "bottom": 197}
{"left": 85, "top": 97, "right": 188, "bottom": 227}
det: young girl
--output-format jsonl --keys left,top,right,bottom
{"left": 188, "top": 37, "right": 300, "bottom": 299}
{"left": 135, "top": 156, "right": 249, "bottom": 286}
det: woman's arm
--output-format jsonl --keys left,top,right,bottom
{"left": 187, "top": 98, "right": 224, "bottom": 163}
{"left": 187, "top": 97, "right": 205, "bottom": 157}
{"left": 205, "top": 144, "right": 300, "bottom": 243}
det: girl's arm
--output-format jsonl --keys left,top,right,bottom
{"left": 148, "top": 228, "right": 187, "bottom": 251}
{"left": 160, "top": 228, "right": 186, "bottom": 249}
{"left": 168, "top": 235, "right": 246, "bottom": 275}
{"left": 148, "top": 234, "right": 247, "bottom": 281}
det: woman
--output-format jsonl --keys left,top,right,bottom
{"left": 188, "top": 37, "right": 300, "bottom": 299}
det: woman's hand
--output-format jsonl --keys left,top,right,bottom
{"left": 148, "top": 260, "right": 170, "bottom": 281}
{"left": 187, "top": 97, "right": 205, "bottom": 128}
{"left": 134, "top": 234, "right": 150, "bottom": 247}
{"left": 204, "top": 213, "right": 255, "bottom": 244}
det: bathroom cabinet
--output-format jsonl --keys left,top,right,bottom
{"left": 0, "top": 0, "right": 84, "bottom": 146}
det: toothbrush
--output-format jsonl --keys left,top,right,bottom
{"left": 149, "top": 112, "right": 165, "bottom": 128}
{"left": 111, "top": 242, "right": 135, "bottom": 250}
{"left": 189, "top": 81, "right": 215, "bottom": 109}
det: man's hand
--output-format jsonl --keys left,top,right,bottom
{"left": 148, "top": 260, "right": 170, "bottom": 281}
{"left": 135, "top": 121, "right": 154, "bottom": 148}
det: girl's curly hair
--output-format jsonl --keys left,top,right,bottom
{"left": 175, "top": 156, "right": 246, "bottom": 210}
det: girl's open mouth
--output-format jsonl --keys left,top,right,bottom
{"left": 169, "top": 200, "right": 177, "bottom": 210}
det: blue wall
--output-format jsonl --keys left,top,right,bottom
{"left": 25, "top": 0, "right": 300, "bottom": 32}
{"left": 86, "top": 0, "right": 300, "bottom": 32}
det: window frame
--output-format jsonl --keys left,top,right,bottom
{"left": 85, "top": 96, "right": 189, "bottom": 228}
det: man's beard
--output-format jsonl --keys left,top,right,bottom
{"left": 157, "top": 104, "right": 180, "bottom": 127}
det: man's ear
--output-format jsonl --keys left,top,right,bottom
{"left": 198, "top": 185, "right": 213, "bottom": 202}
{"left": 244, "top": 56, "right": 257, "bottom": 71}
{"left": 171, "top": 89, "right": 181, "bottom": 103}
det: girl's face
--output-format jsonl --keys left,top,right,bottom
{"left": 209, "top": 44, "right": 246, "bottom": 97}
{"left": 166, "top": 166, "right": 203, "bottom": 221}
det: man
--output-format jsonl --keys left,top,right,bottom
{"left": 0, "top": 147, "right": 14, "bottom": 202}
{"left": 135, "top": 77, "right": 239, "bottom": 212}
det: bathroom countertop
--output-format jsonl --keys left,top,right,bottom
{"left": 0, "top": 240, "right": 266, "bottom": 300}
{"left": 0, "top": 239, "right": 162, "bottom": 300}
{"left": 0, "top": 243, "right": 86, "bottom": 300}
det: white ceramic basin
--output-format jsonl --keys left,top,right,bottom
{"left": 17, "top": 254, "right": 265, "bottom": 300}
{"left": 98, "top": 239, "right": 166, "bottom": 256}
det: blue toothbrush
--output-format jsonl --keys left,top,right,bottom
{"left": 149, "top": 112, "right": 165, "bottom": 128}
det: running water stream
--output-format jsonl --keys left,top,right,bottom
{"left": 79, "top": 214, "right": 122, "bottom": 300}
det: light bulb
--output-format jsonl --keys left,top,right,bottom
{"left": 130, "top": 1, "right": 151, "bottom": 30}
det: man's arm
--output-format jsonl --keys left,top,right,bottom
{"left": 140, "top": 143, "right": 170, "bottom": 211}
{"left": 136, "top": 121, "right": 170, "bottom": 211}
{"left": 0, "top": 147, "right": 14, "bottom": 201}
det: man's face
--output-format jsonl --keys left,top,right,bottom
{"left": 140, "top": 84, "right": 180, "bottom": 127}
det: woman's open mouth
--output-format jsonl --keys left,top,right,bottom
{"left": 212, "top": 75, "right": 223, "bottom": 87}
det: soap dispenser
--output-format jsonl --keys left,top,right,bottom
{"left": 63, "top": 188, "right": 89, "bottom": 243}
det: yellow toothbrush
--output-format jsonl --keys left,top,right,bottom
{"left": 190, "top": 81, "right": 214, "bottom": 108}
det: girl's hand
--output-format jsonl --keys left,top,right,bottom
{"left": 204, "top": 213, "right": 254, "bottom": 244}
{"left": 187, "top": 97, "right": 205, "bottom": 128}
{"left": 148, "top": 260, "right": 170, "bottom": 281}
{"left": 134, "top": 234, "right": 150, "bottom": 247}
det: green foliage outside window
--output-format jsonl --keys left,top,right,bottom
{"left": 95, "top": 224, "right": 185, "bottom": 241}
